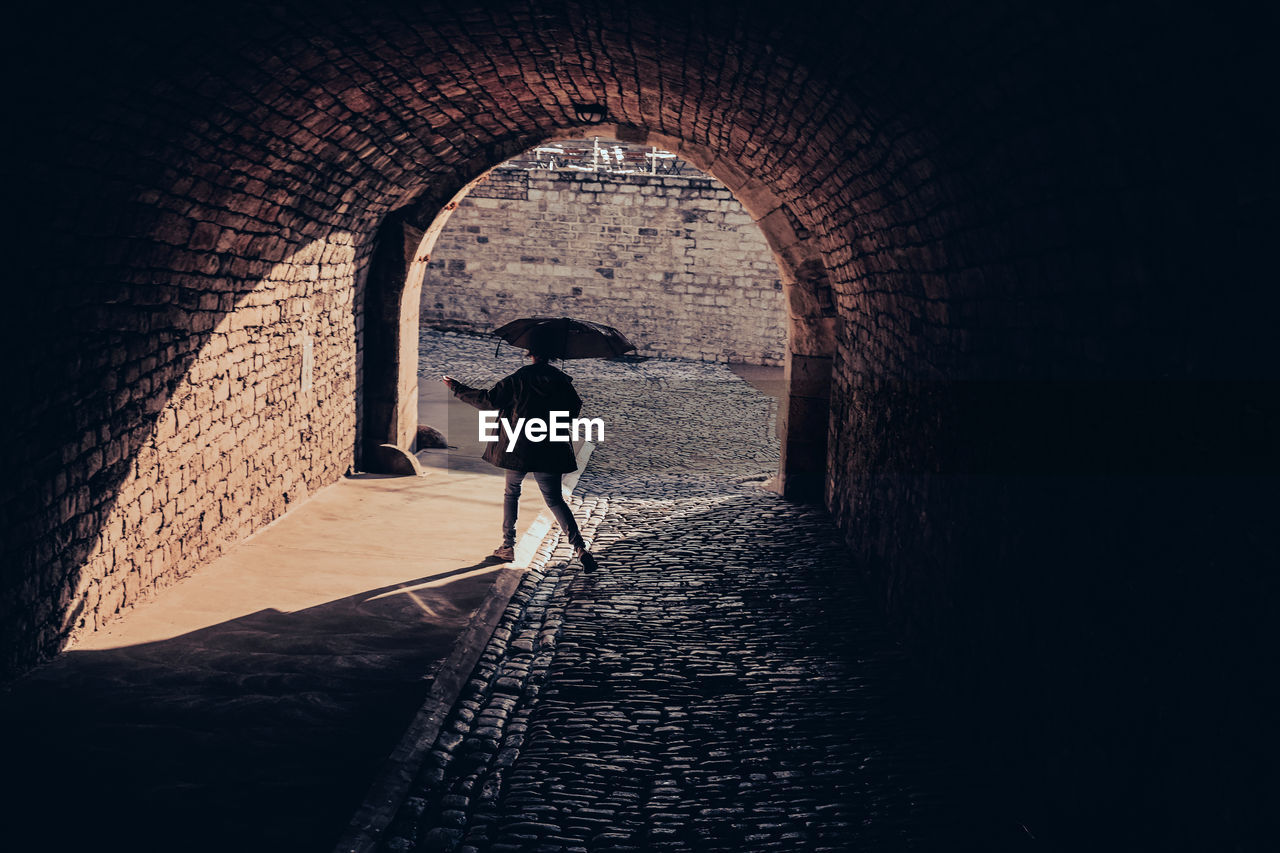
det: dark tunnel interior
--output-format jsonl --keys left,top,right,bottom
{"left": 2, "top": 1, "right": 1276, "bottom": 849}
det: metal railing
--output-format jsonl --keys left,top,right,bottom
{"left": 501, "top": 138, "right": 688, "bottom": 177}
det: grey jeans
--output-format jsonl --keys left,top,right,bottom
{"left": 503, "top": 469, "right": 584, "bottom": 550}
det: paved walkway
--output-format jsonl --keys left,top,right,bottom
{"left": 0, "top": 368, "right": 577, "bottom": 852}
{"left": 4, "top": 331, "right": 1017, "bottom": 851}
{"left": 370, "top": 333, "right": 1020, "bottom": 851}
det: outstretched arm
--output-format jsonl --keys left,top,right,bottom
{"left": 444, "top": 375, "right": 512, "bottom": 411}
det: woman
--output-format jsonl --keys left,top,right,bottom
{"left": 442, "top": 344, "right": 599, "bottom": 571}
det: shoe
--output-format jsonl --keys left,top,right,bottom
{"left": 492, "top": 544, "right": 515, "bottom": 561}
{"left": 576, "top": 547, "right": 599, "bottom": 572}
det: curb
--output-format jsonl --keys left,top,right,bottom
{"left": 332, "top": 441, "right": 595, "bottom": 853}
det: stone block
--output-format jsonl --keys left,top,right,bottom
{"left": 368, "top": 443, "right": 423, "bottom": 476}
{"left": 416, "top": 424, "right": 447, "bottom": 449}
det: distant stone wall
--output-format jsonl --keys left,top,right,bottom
{"left": 419, "top": 169, "right": 785, "bottom": 365}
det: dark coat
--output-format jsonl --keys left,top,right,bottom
{"left": 450, "top": 362, "right": 584, "bottom": 473}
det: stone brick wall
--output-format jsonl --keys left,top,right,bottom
{"left": 4, "top": 2, "right": 1273, "bottom": 845}
{"left": 4, "top": 231, "right": 363, "bottom": 668}
{"left": 420, "top": 168, "right": 785, "bottom": 365}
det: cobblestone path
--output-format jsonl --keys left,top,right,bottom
{"left": 393, "top": 332, "right": 1005, "bottom": 851}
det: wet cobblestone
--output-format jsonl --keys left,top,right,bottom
{"left": 396, "top": 331, "right": 1001, "bottom": 850}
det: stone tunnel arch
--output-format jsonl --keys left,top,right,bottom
{"left": 359, "top": 126, "right": 836, "bottom": 498}
{"left": 5, "top": 3, "right": 1271, "bottom": 845}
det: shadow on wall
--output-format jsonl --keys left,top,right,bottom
{"left": 2, "top": 233, "right": 367, "bottom": 678}
{"left": 0, "top": 560, "right": 502, "bottom": 852}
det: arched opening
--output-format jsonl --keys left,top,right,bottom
{"left": 419, "top": 137, "right": 788, "bottom": 366}
{"left": 359, "top": 126, "right": 835, "bottom": 500}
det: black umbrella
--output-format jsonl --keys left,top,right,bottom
{"left": 492, "top": 316, "right": 638, "bottom": 359}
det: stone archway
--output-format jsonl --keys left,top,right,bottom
{"left": 362, "top": 126, "right": 836, "bottom": 500}
{"left": 5, "top": 4, "right": 1271, "bottom": 844}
